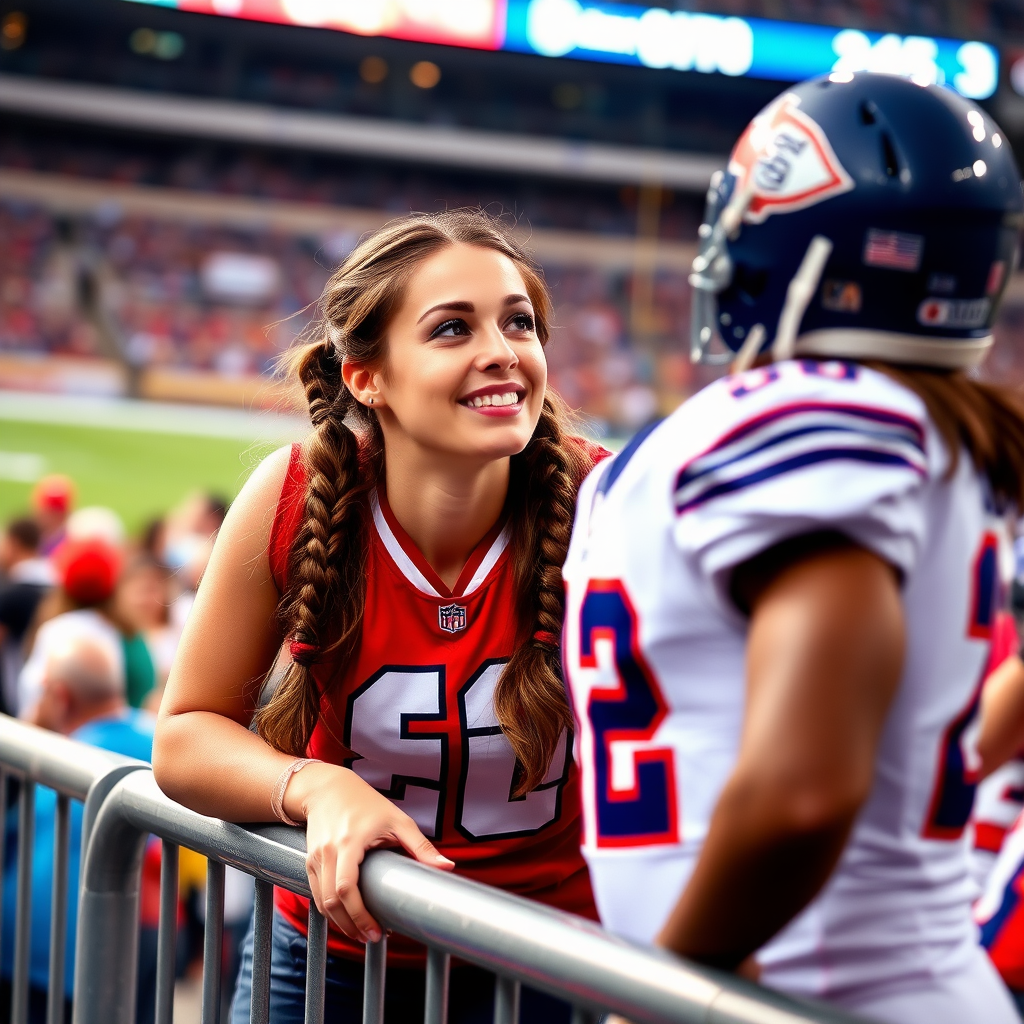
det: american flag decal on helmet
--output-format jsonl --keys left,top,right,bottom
{"left": 438, "top": 603, "right": 468, "bottom": 634}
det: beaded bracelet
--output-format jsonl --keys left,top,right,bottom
{"left": 271, "top": 757, "right": 322, "bottom": 827}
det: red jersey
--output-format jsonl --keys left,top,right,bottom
{"left": 270, "top": 440, "right": 607, "bottom": 965}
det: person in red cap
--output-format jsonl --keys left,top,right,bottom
{"left": 17, "top": 536, "right": 125, "bottom": 718}
{"left": 31, "top": 475, "right": 75, "bottom": 557}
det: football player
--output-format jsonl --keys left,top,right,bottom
{"left": 563, "top": 73, "right": 1024, "bottom": 1022}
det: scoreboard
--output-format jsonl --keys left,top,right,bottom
{"left": 123, "top": 0, "right": 1000, "bottom": 99}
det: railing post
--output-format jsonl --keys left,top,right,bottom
{"left": 71, "top": 778, "right": 149, "bottom": 1024}
{"left": 46, "top": 794, "right": 71, "bottom": 1024}
{"left": 12, "top": 780, "right": 35, "bottom": 1024}
{"left": 80, "top": 763, "right": 151, "bottom": 857}
{"left": 202, "top": 860, "right": 225, "bottom": 1024}
{"left": 424, "top": 947, "right": 449, "bottom": 1024}
{"left": 155, "top": 841, "right": 179, "bottom": 1024}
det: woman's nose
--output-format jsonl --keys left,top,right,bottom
{"left": 477, "top": 324, "right": 518, "bottom": 371}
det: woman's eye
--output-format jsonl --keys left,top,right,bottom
{"left": 506, "top": 312, "right": 535, "bottom": 333}
{"left": 430, "top": 318, "right": 470, "bottom": 339}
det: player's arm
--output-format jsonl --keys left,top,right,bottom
{"left": 655, "top": 532, "right": 904, "bottom": 970}
{"left": 978, "top": 654, "right": 1024, "bottom": 779}
{"left": 153, "top": 445, "right": 450, "bottom": 944}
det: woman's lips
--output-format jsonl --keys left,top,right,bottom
{"left": 459, "top": 386, "right": 525, "bottom": 417}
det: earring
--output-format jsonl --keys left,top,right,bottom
{"left": 368, "top": 398, "right": 374, "bottom": 405}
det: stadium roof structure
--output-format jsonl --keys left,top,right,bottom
{"left": 0, "top": 72, "right": 723, "bottom": 191}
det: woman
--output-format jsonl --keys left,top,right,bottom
{"left": 112, "top": 554, "right": 172, "bottom": 708}
{"left": 153, "top": 210, "right": 607, "bottom": 1023}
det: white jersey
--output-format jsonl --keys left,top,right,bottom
{"left": 562, "top": 360, "right": 1004, "bottom": 1007}
{"left": 970, "top": 758, "right": 1024, "bottom": 892}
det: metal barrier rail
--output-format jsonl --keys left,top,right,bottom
{"left": 0, "top": 716, "right": 867, "bottom": 1024}
{"left": 0, "top": 717, "right": 147, "bottom": 1024}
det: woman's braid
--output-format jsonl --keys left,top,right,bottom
{"left": 495, "top": 393, "right": 590, "bottom": 796}
{"left": 255, "top": 338, "right": 370, "bottom": 755}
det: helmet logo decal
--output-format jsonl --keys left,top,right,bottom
{"left": 728, "top": 92, "right": 854, "bottom": 224}
{"left": 821, "top": 280, "right": 863, "bottom": 313}
{"left": 917, "top": 297, "right": 990, "bottom": 329}
{"left": 863, "top": 228, "right": 924, "bottom": 272}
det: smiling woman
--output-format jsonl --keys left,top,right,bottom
{"left": 152, "top": 210, "right": 609, "bottom": 1024}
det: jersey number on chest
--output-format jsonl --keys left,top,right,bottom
{"left": 577, "top": 580, "right": 679, "bottom": 848}
{"left": 344, "top": 660, "right": 570, "bottom": 842}
{"left": 923, "top": 531, "right": 1000, "bottom": 840}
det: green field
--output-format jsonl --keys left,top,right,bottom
{"left": 0, "top": 418, "right": 281, "bottom": 535}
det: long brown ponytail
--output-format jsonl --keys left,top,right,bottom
{"left": 869, "top": 363, "right": 1024, "bottom": 506}
{"left": 256, "top": 210, "right": 590, "bottom": 794}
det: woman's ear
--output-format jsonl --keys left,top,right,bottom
{"left": 341, "top": 361, "right": 385, "bottom": 409}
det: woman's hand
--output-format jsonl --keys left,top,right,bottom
{"left": 288, "top": 762, "right": 455, "bottom": 943}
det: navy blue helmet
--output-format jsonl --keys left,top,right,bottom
{"left": 690, "top": 72, "right": 1024, "bottom": 370}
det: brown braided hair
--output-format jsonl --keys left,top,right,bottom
{"left": 256, "top": 210, "right": 592, "bottom": 795}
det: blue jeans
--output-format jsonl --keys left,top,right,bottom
{"left": 230, "top": 910, "right": 573, "bottom": 1024}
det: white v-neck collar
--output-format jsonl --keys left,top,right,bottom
{"left": 370, "top": 490, "right": 511, "bottom": 599}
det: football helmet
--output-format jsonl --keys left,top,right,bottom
{"left": 690, "top": 72, "right": 1024, "bottom": 369}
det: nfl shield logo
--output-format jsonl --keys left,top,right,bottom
{"left": 438, "top": 603, "right": 467, "bottom": 634}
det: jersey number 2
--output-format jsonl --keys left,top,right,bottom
{"left": 580, "top": 580, "right": 679, "bottom": 848}
{"left": 922, "top": 531, "right": 999, "bottom": 840}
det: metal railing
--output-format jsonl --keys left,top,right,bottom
{"left": 0, "top": 717, "right": 147, "bottom": 1024}
{"left": 0, "top": 716, "right": 866, "bottom": 1024}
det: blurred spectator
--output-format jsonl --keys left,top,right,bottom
{"left": 0, "top": 634, "right": 156, "bottom": 1024}
{"left": 161, "top": 493, "right": 227, "bottom": 573}
{"left": 112, "top": 556, "right": 170, "bottom": 708}
{"left": 0, "top": 518, "right": 52, "bottom": 717}
{"left": 139, "top": 517, "right": 167, "bottom": 562}
{"left": 30, "top": 476, "right": 74, "bottom": 557}
{"left": 17, "top": 537, "right": 125, "bottom": 717}
{"left": 161, "top": 493, "right": 225, "bottom": 647}
{"left": 66, "top": 507, "right": 126, "bottom": 548}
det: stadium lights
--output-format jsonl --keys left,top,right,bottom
{"left": 120, "top": 0, "right": 1000, "bottom": 99}
{"left": 1, "top": 11, "right": 26, "bottom": 50}
{"left": 360, "top": 55, "right": 389, "bottom": 83}
{"left": 410, "top": 59, "right": 442, "bottom": 87}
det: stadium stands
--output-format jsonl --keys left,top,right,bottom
{"left": 1, "top": 0, "right": 1021, "bottom": 435}
{"left": 0, "top": 122, "right": 714, "bottom": 432}
{"left": 0, "top": 127, "right": 1021, "bottom": 431}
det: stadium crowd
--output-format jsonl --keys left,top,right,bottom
{"left": 3, "top": 130, "right": 1024, "bottom": 434}
{"left": 0, "top": 193, "right": 697, "bottom": 433}
{"left": 0, "top": 476, "right": 250, "bottom": 1024}
{"left": 0, "top": 133, "right": 700, "bottom": 241}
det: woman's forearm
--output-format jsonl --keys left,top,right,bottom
{"left": 153, "top": 710, "right": 298, "bottom": 821}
